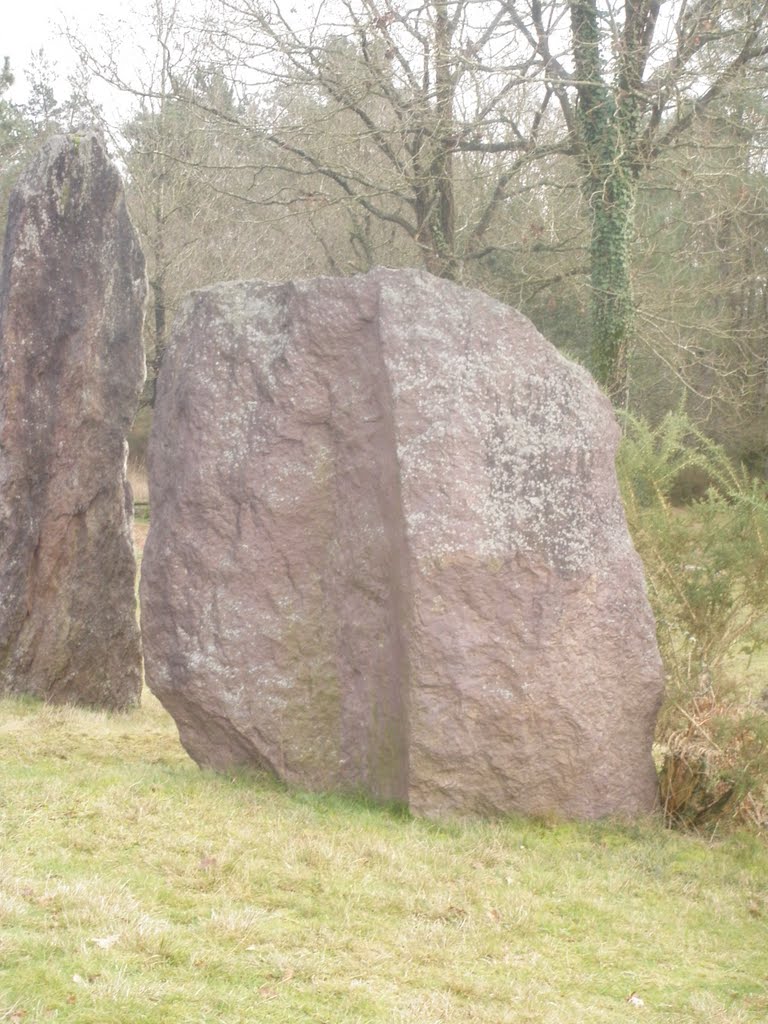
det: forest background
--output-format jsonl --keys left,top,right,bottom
{"left": 2, "top": 0, "right": 768, "bottom": 455}
{"left": 2, "top": 0, "right": 768, "bottom": 828}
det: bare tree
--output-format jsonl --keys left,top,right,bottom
{"left": 69, "top": 0, "right": 768, "bottom": 406}
{"left": 180, "top": 0, "right": 568, "bottom": 280}
{"left": 171, "top": 0, "right": 766, "bottom": 399}
{"left": 630, "top": 91, "right": 768, "bottom": 463}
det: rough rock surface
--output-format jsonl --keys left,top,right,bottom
{"left": 141, "top": 268, "right": 664, "bottom": 817}
{"left": 0, "top": 133, "right": 146, "bottom": 709}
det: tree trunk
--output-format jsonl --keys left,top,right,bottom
{"left": 148, "top": 269, "right": 167, "bottom": 408}
{"left": 585, "top": 163, "right": 636, "bottom": 405}
{"left": 570, "top": 0, "right": 637, "bottom": 404}
{"left": 416, "top": 173, "right": 457, "bottom": 281}
{"left": 416, "top": 1, "right": 457, "bottom": 281}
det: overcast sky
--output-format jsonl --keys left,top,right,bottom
{"left": 4, "top": 0, "right": 113, "bottom": 103}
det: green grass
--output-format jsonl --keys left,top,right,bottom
{"left": 1, "top": 693, "right": 766, "bottom": 1023}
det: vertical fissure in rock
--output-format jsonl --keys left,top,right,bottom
{"left": 323, "top": 279, "right": 413, "bottom": 804}
{"left": 367, "top": 280, "right": 413, "bottom": 805}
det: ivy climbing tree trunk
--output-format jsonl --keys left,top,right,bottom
{"left": 586, "top": 166, "right": 636, "bottom": 404}
{"left": 570, "top": 0, "right": 639, "bottom": 404}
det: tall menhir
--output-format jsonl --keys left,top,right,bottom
{"left": 0, "top": 133, "right": 146, "bottom": 709}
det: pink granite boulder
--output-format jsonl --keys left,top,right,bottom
{"left": 0, "top": 133, "right": 146, "bottom": 709}
{"left": 141, "top": 269, "right": 664, "bottom": 817}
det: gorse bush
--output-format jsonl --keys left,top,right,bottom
{"left": 617, "top": 410, "right": 768, "bottom": 830}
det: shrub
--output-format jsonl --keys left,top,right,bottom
{"left": 617, "top": 410, "right": 768, "bottom": 829}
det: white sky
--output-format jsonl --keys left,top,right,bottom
{"left": 3, "top": 0, "right": 114, "bottom": 104}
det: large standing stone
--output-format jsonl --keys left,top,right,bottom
{"left": 141, "top": 269, "right": 664, "bottom": 817}
{"left": 0, "top": 133, "right": 146, "bottom": 709}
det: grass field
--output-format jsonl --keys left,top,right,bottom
{"left": 1, "top": 692, "right": 766, "bottom": 1024}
